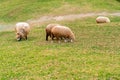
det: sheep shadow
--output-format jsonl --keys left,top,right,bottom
{"left": 12, "top": 36, "right": 37, "bottom": 42}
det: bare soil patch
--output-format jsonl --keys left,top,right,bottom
{"left": 0, "top": 12, "right": 120, "bottom": 31}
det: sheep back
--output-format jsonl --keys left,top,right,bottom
{"left": 96, "top": 16, "right": 110, "bottom": 23}
{"left": 51, "top": 25, "right": 75, "bottom": 42}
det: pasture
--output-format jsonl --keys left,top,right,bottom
{"left": 0, "top": 0, "right": 120, "bottom": 23}
{"left": 1, "top": 17, "right": 120, "bottom": 79}
{"left": 0, "top": 0, "right": 120, "bottom": 80}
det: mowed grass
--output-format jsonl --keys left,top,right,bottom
{"left": 0, "top": 0, "right": 120, "bottom": 23}
{"left": 0, "top": 17, "right": 120, "bottom": 80}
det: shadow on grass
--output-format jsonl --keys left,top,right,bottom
{"left": 27, "top": 36, "right": 37, "bottom": 41}
{"left": 116, "top": 0, "right": 120, "bottom": 2}
{"left": 11, "top": 36, "right": 37, "bottom": 42}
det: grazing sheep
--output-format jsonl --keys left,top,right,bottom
{"left": 45, "top": 23, "right": 60, "bottom": 41}
{"left": 51, "top": 25, "right": 75, "bottom": 42}
{"left": 15, "top": 22, "right": 30, "bottom": 41}
{"left": 96, "top": 16, "right": 110, "bottom": 23}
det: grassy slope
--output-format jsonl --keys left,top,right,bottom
{"left": 0, "top": 17, "right": 120, "bottom": 79}
{"left": 0, "top": 0, "right": 120, "bottom": 23}
{"left": 0, "top": 0, "right": 120, "bottom": 80}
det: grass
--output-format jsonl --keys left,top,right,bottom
{"left": 1, "top": 0, "right": 120, "bottom": 79}
{"left": 0, "top": 0, "right": 120, "bottom": 23}
{"left": 0, "top": 16, "right": 120, "bottom": 79}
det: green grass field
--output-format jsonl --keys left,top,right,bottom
{"left": 1, "top": 17, "right": 120, "bottom": 79}
{"left": 0, "top": 0, "right": 120, "bottom": 80}
{"left": 0, "top": 0, "right": 120, "bottom": 23}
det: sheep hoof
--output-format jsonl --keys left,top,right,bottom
{"left": 51, "top": 41, "right": 53, "bottom": 43}
{"left": 70, "top": 40, "right": 73, "bottom": 42}
{"left": 64, "top": 40, "right": 67, "bottom": 43}
{"left": 58, "top": 41, "right": 61, "bottom": 43}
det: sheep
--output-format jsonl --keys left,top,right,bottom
{"left": 45, "top": 23, "right": 60, "bottom": 41}
{"left": 51, "top": 25, "right": 75, "bottom": 43}
{"left": 96, "top": 16, "right": 110, "bottom": 23}
{"left": 15, "top": 22, "right": 30, "bottom": 41}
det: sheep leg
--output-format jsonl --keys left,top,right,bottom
{"left": 25, "top": 36, "right": 27, "bottom": 40}
{"left": 46, "top": 33, "right": 49, "bottom": 41}
{"left": 56, "top": 37, "right": 60, "bottom": 43}
{"left": 64, "top": 39, "right": 67, "bottom": 42}
{"left": 50, "top": 33, "right": 53, "bottom": 43}
{"left": 70, "top": 39, "right": 73, "bottom": 42}
{"left": 51, "top": 33, "right": 54, "bottom": 40}
{"left": 50, "top": 34, "right": 55, "bottom": 40}
{"left": 60, "top": 37, "right": 63, "bottom": 40}
{"left": 18, "top": 37, "right": 22, "bottom": 41}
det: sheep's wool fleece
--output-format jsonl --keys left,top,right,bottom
{"left": 15, "top": 22, "right": 30, "bottom": 32}
{"left": 52, "top": 25, "right": 75, "bottom": 40}
{"left": 96, "top": 16, "right": 110, "bottom": 23}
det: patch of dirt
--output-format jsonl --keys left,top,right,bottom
{"left": 27, "top": 12, "right": 120, "bottom": 27}
{"left": 0, "top": 24, "right": 14, "bottom": 32}
{"left": 0, "top": 12, "right": 120, "bottom": 31}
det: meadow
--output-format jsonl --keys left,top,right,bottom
{"left": 0, "top": 0, "right": 120, "bottom": 80}
{"left": 1, "top": 17, "right": 120, "bottom": 79}
{"left": 0, "top": 0, "right": 120, "bottom": 23}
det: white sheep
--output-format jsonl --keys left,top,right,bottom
{"left": 15, "top": 22, "right": 30, "bottom": 41}
{"left": 51, "top": 25, "right": 75, "bottom": 42}
{"left": 96, "top": 16, "right": 110, "bottom": 23}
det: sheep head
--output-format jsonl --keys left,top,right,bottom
{"left": 16, "top": 32, "right": 22, "bottom": 41}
